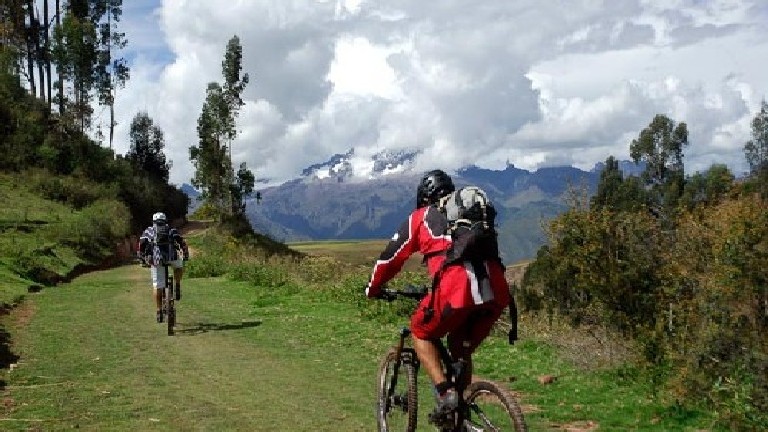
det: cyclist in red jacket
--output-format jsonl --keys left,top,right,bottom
{"left": 365, "top": 169, "right": 511, "bottom": 414}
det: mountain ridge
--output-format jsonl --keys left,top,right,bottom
{"left": 183, "top": 156, "right": 643, "bottom": 262}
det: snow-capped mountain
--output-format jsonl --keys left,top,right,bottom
{"left": 300, "top": 148, "right": 420, "bottom": 182}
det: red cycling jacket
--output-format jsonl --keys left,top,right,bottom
{"left": 366, "top": 205, "right": 510, "bottom": 309}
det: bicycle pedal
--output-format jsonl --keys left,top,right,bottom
{"left": 428, "top": 409, "right": 455, "bottom": 427}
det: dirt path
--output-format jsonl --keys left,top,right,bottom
{"left": 179, "top": 219, "right": 213, "bottom": 237}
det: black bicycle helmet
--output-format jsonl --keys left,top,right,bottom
{"left": 416, "top": 169, "right": 455, "bottom": 208}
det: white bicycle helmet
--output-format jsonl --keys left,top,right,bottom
{"left": 152, "top": 212, "right": 167, "bottom": 224}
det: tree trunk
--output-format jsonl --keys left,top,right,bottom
{"left": 107, "top": 10, "right": 114, "bottom": 149}
{"left": 44, "top": 0, "right": 52, "bottom": 109}
{"left": 56, "top": 0, "right": 64, "bottom": 114}
{"left": 32, "top": 6, "right": 45, "bottom": 101}
{"left": 25, "top": 0, "right": 36, "bottom": 97}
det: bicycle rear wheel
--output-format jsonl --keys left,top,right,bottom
{"left": 166, "top": 287, "right": 175, "bottom": 336}
{"left": 376, "top": 348, "right": 418, "bottom": 432}
{"left": 464, "top": 381, "right": 527, "bottom": 431}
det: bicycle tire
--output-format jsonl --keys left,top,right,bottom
{"left": 464, "top": 380, "right": 527, "bottom": 431}
{"left": 376, "top": 348, "right": 418, "bottom": 432}
{"left": 166, "top": 287, "right": 175, "bottom": 336}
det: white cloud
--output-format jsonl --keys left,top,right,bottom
{"left": 105, "top": 0, "right": 768, "bottom": 186}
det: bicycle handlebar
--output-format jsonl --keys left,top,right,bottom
{"left": 379, "top": 284, "right": 428, "bottom": 301}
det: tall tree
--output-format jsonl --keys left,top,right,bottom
{"left": 591, "top": 156, "right": 647, "bottom": 212}
{"left": 630, "top": 114, "right": 689, "bottom": 215}
{"left": 220, "top": 35, "right": 249, "bottom": 211}
{"left": 189, "top": 35, "right": 252, "bottom": 218}
{"left": 51, "top": 0, "right": 128, "bottom": 133}
{"left": 230, "top": 162, "right": 255, "bottom": 215}
{"left": 190, "top": 82, "right": 229, "bottom": 213}
{"left": 93, "top": 0, "right": 128, "bottom": 148}
{"left": 126, "top": 111, "right": 169, "bottom": 182}
{"left": 744, "top": 100, "right": 768, "bottom": 197}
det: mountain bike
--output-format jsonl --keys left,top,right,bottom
{"left": 137, "top": 251, "right": 176, "bottom": 336}
{"left": 158, "top": 259, "right": 176, "bottom": 336}
{"left": 375, "top": 286, "right": 527, "bottom": 432}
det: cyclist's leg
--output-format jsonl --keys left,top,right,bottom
{"left": 149, "top": 266, "right": 165, "bottom": 311}
{"left": 411, "top": 297, "right": 473, "bottom": 387}
{"left": 446, "top": 303, "right": 506, "bottom": 389}
{"left": 171, "top": 259, "right": 183, "bottom": 288}
{"left": 151, "top": 265, "right": 166, "bottom": 321}
{"left": 170, "top": 259, "right": 183, "bottom": 299}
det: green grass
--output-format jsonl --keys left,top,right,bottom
{"left": 1, "top": 254, "right": 723, "bottom": 431}
{"left": 0, "top": 216, "right": 723, "bottom": 430}
{"left": 0, "top": 172, "right": 131, "bottom": 307}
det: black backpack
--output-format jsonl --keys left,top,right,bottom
{"left": 154, "top": 223, "right": 173, "bottom": 264}
{"left": 436, "top": 186, "right": 501, "bottom": 266}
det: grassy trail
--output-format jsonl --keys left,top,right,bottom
{"left": 1, "top": 264, "right": 380, "bottom": 431}
{"left": 1, "top": 241, "right": 721, "bottom": 431}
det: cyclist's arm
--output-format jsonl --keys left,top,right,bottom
{"left": 366, "top": 213, "right": 419, "bottom": 298}
{"left": 138, "top": 227, "right": 152, "bottom": 256}
{"left": 172, "top": 230, "right": 189, "bottom": 260}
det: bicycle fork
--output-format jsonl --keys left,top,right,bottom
{"left": 385, "top": 328, "right": 418, "bottom": 412}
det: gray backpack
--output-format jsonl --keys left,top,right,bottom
{"left": 436, "top": 186, "right": 500, "bottom": 266}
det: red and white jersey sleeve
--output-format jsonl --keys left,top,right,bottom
{"left": 365, "top": 206, "right": 451, "bottom": 298}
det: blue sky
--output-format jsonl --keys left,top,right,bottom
{"left": 106, "top": 0, "right": 768, "bottom": 185}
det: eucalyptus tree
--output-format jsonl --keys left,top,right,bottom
{"left": 630, "top": 114, "right": 689, "bottom": 217}
{"left": 51, "top": 0, "right": 128, "bottom": 134}
{"left": 190, "top": 82, "right": 230, "bottom": 213}
{"left": 126, "top": 111, "right": 169, "bottom": 182}
{"left": 190, "top": 35, "right": 253, "bottom": 218}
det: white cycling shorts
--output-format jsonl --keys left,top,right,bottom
{"left": 151, "top": 260, "right": 184, "bottom": 289}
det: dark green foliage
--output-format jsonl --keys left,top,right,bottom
{"left": 680, "top": 164, "right": 734, "bottom": 209}
{"left": 521, "top": 113, "right": 768, "bottom": 430}
{"left": 31, "top": 171, "right": 115, "bottom": 208}
{"left": 591, "top": 155, "right": 648, "bottom": 212}
{"left": 1, "top": 37, "right": 187, "bottom": 234}
{"left": 190, "top": 82, "right": 229, "bottom": 210}
{"left": 630, "top": 114, "right": 689, "bottom": 217}
{"left": 524, "top": 191, "right": 768, "bottom": 429}
{"left": 51, "top": 0, "right": 128, "bottom": 130}
{"left": 230, "top": 162, "right": 255, "bottom": 214}
{"left": 126, "top": 111, "right": 169, "bottom": 182}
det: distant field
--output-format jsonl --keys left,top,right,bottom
{"left": 289, "top": 239, "right": 424, "bottom": 272}
{"left": 289, "top": 239, "right": 531, "bottom": 279}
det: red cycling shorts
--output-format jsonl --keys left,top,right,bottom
{"left": 410, "top": 292, "right": 505, "bottom": 350}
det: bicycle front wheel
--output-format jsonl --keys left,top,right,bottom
{"left": 376, "top": 348, "right": 418, "bottom": 432}
{"left": 464, "top": 380, "right": 527, "bottom": 431}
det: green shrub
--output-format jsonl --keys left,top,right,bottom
{"left": 29, "top": 171, "right": 115, "bottom": 209}
{"left": 52, "top": 199, "right": 131, "bottom": 261}
{"left": 228, "top": 261, "right": 290, "bottom": 288}
{"left": 185, "top": 254, "right": 228, "bottom": 278}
